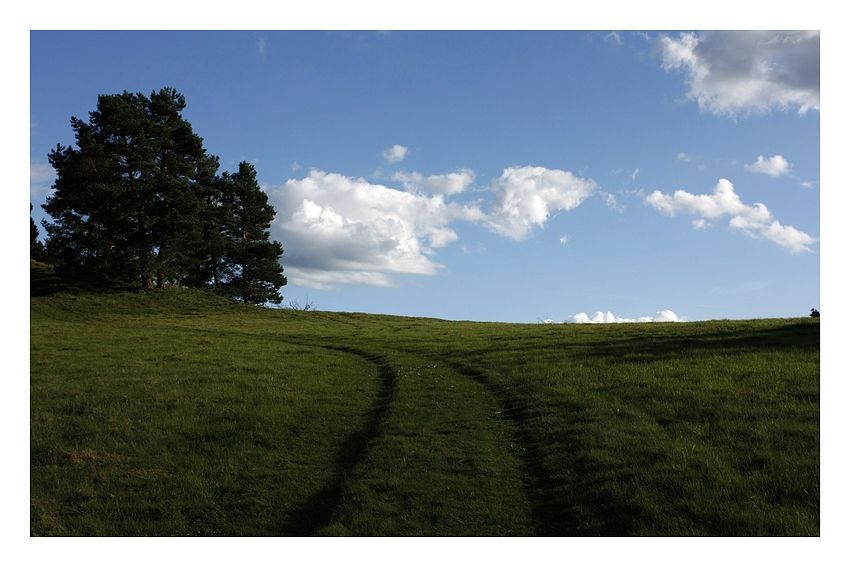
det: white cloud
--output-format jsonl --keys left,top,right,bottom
{"left": 605, "top": 31, "right": 623, "bottom": 46}
{"left": 646, "top": 178, "right": 815, "bottom": 253}
{"left": 257, "top": 37, "right": 267, "bottom": 55}
{"left": 392, "top": 169, "right": 475, "bottom": 195}
{"left": 485, "top": 166, "right": 597, "bottom": 240}
{"left": 599, "top": 191, "right": 623, "bottom": 213}
{"left": 568, "top": 310, "right": 681, "bottom": 324}
{"left": 631, "top": 168, "right": 640, "bottom": 181}
{"left": 745, "top": 154, "right": 791, "bottom": 177}
{"left": 692, "top": 219, "right": 711, "bottom": 230}
{"left": 659, "top": 31, "right": 819, "bottom": 116}
{"left": 268, "top": 165, "right": 598, "bottom": 289}
{"left": 268, "top": 170, "right": 483, "bottom": 289}
{"left": 559, "top": 235, "right": 569, "bottom": 245}
{"left": 30, "top": 161, "right": 55, "bottom": 202}
{"left": 382, "top": 144, "right": 409, "bottom": 163}
{"left": 677, "top": 152, "right": 692, "bottom": 163}
{"left": 801, "top": 180, "right": 819, "bottom": 189}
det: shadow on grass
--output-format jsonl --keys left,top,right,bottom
{"left": 30, "top": 261, "right": 141, "bottom": 297}
{"left": 588, "top": 322, "right": 819, "bottom": 365}
{"left": 444, "top": 321, "right": 818, "bottom": 366}
{"left": 449, "top": 361, "right": 657, "bottom": 536}
{"left": 281, "top": 345, "right": 398, "bottom": 536}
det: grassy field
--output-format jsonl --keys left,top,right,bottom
{"left": 30, "top": 267, "right": 819, "bottom": 536}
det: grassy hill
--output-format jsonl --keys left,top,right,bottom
{"left": 30, "top": 269, "right": 819, "bottom": 536}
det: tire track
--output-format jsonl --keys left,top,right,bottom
{"left": 448, "top": 361, "right": 582, "bottom": 536}
{"left": 282, "top": 344, "right": 398, "bottom": 536}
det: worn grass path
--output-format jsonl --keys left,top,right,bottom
{"left": 30, "top": 279, "right": 819, "bottom": 536}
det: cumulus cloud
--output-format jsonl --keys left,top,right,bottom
{"left": 382, "top": 144, "right": 409, "bottom": 163}
{"left": 745, "top": 154, "right": 791, "bottom": 177}
{"left": 659, "top": 31, "right": 819, "bottom": 116}
{"left": 559, "top": 235, "right": 569, "bottom": 245}
{"left": 268, "top": 165, "right": 598, "bottom": 289}
{"left": 801, "top": 180, "right": 819, "bottom": 189}
{"left": 268, "top": 170, "right": 483, "bottom": 289}
{"left": 646, "top": 178, "right": 815, "bottom": 253}
{"left": 568, "top": 310, "right": 681, "bottom": 324}
{"left": 485, "top": 166, "right": 597, "bottom": 240}
{"left": 392, "top": 169, "right": 475, "bottom": 195}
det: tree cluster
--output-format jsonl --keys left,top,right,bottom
{"left": 39, "top": 88, "right": 286, "bottom": 304}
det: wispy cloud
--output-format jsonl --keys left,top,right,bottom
{"left": 599, "top": 191, "right": 624, "bottom": 213}
{"left": 604, "top": 31, "right": 623, "bottom": 46}
{"left": 392, "top": 169, "right": 475, "bottom": 195}
{"left": 677, "top": 152, "right": 692, "bottom": 163}
{"left": 30, "top": 161, "right": 54, "bottom": 202}
{"left": 257, "top": 37, "right": 267, "bottom": 56}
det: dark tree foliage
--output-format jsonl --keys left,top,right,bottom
{"left": 42, "top": 88, "right": 286, "bottom": 303}
{"left": 30, "top": 203, "right": 46, "bottom": 261}
{"left": 186, "top": 162, "right": 287, "bottom": 304}
{"left": 220, "top": 163, "right": 287, "bottom": 304}
{"left": 810, "top": 308, "right": 820, "bottom": 318}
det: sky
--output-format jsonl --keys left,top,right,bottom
{"left": 30, "top": 30, "right": 821, "bottom": 323}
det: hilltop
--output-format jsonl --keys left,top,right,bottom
{"left": 30, "top": 266, "right": 819, "bottom": 535}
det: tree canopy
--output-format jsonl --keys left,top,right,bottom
{"left": 42, "top": 87, "right": 287, "bottom": 304}
{"left": 30, "top": 203, "right": 46, "bottom": 261}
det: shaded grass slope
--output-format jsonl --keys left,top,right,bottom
{"left": 31, "top": 268, "right": 818, "bottom": 536}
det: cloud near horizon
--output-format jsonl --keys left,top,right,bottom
{"left": 568, "top": 310, "right": 681, "bottom": 324}
{"left": 659, "top": 31, "right": 819, "bottom": 116}
{"left": 646, "top": 178, "right": 816, "bottom": 253}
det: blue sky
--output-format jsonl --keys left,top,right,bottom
{"left": 30, "top": 30, "right": 820, "bottom": 322}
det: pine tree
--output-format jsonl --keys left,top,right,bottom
{"left": 217, "top": 162, "right": 287, "bottom": 304}
{"left": 30, "top": 203, "right": 46, "bottom": 261}
{"left": 43, "top": 88, "right": 219, "bottom": 288}
{"left": 41, "top": 88, "right": 287, "bottom": 301}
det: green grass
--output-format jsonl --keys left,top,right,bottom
{"left": 31, "top": 268, "right": 819, "bottom": 536}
